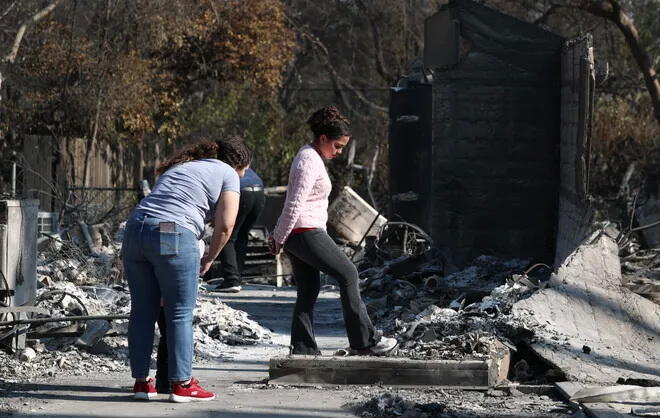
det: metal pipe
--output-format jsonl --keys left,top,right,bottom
{"left": 0, "top": 314, "right": 128, "bottom": 327}
{"left": 11, "top": 159, "right": 16, "bottom": 197}
{"left": 351, "top": 206, "right": 385, "bottom": 261}
{"left": 631, "top": 219, "right": 660, "bottom": 232}
{"left": 26, "top": 330, "right": 125, "bottom": 339}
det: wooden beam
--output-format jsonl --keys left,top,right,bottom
{"left": 269, "top": 347, "right": 510, "bottom": 388}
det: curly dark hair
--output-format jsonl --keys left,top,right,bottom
{"left": 307, "top": 106, "right": 351, "bottom": 141}
{"left": 157, "top": 134, "right": 252, "bottom": 174}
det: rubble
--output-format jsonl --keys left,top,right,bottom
{"left": 193, "top": 297, "right": 271, "bottom": 359}
{"left": 351, "top": 388, "right": 570, "bottom": 418}
{"left": 512, "top": 233, "right": 660, "bottom": 383}
{"left": 358, "top": 248, "right": 542, "bottom": 366}
{"left": 0, "top": 221, "right": 272, "bottom": 383}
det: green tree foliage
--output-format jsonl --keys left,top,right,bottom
{"left": 1, "top": 0, "right": 657, "bottom": 200}
{"left": 1, "top": 0, "right": 296, "bottom": 145}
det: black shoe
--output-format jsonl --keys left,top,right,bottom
{"left": 210, "top": 281, "right": 242, "bottom": 293}
{"left": 289, "top": 345, "right": 322, "bottom": 356}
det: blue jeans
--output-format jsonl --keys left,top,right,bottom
{"left": 122, "top": 211, "right": 200, "bottom": 381}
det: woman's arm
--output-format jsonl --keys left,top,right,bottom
{"left": 200, "top": 191, "right": 240, "bottom": 276}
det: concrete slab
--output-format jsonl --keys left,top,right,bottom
{"left": 513, "top": 235, "right": 660, "bottom": 383}
{"left": 555, "top": 381, "right": 660, "bottom": 418}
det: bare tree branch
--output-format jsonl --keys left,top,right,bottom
{"left": 579, "top": 0, "right": 659, "bottom": 124}
{"left": 355, "top": 0, "right": 394, "bottom": 83}
{"left": 533, "top": 3, "right": 561, "bottom": 25}
{"left": 0, "top": 1, "right": 18, "bottom": 22}
{"left": 3, "top": 0, "right": 65, "bottom": 64}
{"left": 533, "top": 0, "right": 659, "bottom": 125}
{"left": 294, "top": 23, "right": 388, "bottom": 115}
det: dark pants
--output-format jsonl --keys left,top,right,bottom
{"left": 155, "top": 307, "right": 168, "bottom": 390}
{"left": 218, "top": 189, "right": 265, "bottom": 286}
{"left": 284, "top": 229, "right": 379, "bottom": 354}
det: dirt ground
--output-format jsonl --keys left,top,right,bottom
{"left": 0, "top": 285, "right": 573, "bottom": 418}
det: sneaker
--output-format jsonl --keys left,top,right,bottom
{"left": 352, "top": 336, "right": 398, "bottom": 356}
{"left": 368, "top": 336, "right": 398, "bottom": 355}
{"left": 170, "top": 378, "right": 215, "bottom": 403}
{"left": 210, "top": 282, "right": 242, "bottom": 293}
{"left": 337, "top": 336, "right": 399, "bottom": 356}
{"left": 133, "top": 378, "right": 157, "bottom": 400}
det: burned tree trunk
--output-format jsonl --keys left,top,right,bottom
{"left": 555, "top": 0, "right": 660, "bottom": 125}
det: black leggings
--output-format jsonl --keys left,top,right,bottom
{"left": 155, "top": 307, "right": 168, "bottom": 383}
{"left": 284, "top": 229, "right": 378, "bottom": 354}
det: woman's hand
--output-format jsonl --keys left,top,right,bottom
{"left": 199, "top": 255, "right": 214, "bottom": 276}
{"left": 268, "top": 237, "right": 282, "bottom": 255}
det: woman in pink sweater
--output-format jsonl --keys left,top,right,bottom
{"left": 271, "top": 106, "right": 397, "bottom": 355}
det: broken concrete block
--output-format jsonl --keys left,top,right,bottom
{"left": 571, "top": 385, "right": 660, "bottom": 403}
{"left": 513, "top": 234, "right": 660, "bottom": 383}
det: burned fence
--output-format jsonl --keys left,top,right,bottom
{"left": 20, "top": 135, "right": 163, "bottom": 217}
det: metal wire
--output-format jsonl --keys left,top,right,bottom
{"left": 374, "top": 221, "right": 433, "bottom": 259}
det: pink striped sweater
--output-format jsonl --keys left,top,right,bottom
{"left": 273, "top": 145, "right": 331, "bottom": 245}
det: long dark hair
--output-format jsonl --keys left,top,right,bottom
{"left": 307, "top": 106, "right": 351, "bottom": 141}
{"left": 157, "top": 135, "right": 252, "bottom": 174}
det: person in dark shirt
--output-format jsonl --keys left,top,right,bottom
{"left": 211, "top": 167, "right": 265, "bottom": 292}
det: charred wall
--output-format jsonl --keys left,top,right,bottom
{"left": 388, "top": 77, "right": 433, "bottom": 232}
{"left": 425, "top": 0, "right": 565, "bottom": 266}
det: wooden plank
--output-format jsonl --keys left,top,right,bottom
{"left": 269, "top": 354, "right": 508, "bottom": 388}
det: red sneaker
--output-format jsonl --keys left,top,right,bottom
{"left": 133, "top": 378, "right": 157, "bottom": 400}
{"left": 170, "top": 378, "right": 215, "bottom": 403}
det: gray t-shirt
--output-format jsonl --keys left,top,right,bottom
{"left": 136, "top": 159, "right": 240, "bottom": 238}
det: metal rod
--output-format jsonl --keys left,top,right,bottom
{"left": 0, "top": 314, "right": 128, "bottom": 327}
{"left": 26, "top": 331, "right": 125, "bottom": 339}
{"left": 67, "top": 186, "right": 138, "bottom": 191}
{"left": 630, "top": 219, "right": 660, "bottom": 232}
{"left": 351, "top": 206, "right": 385, "bottom": 261}
{"left": 11, "top": 160, "right": 16, "bottom": 197}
